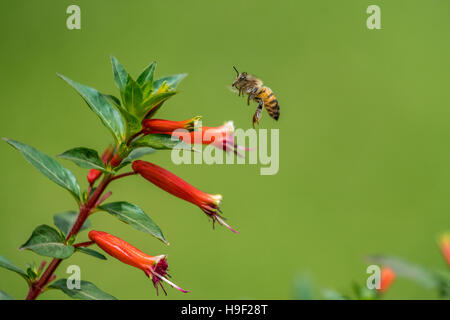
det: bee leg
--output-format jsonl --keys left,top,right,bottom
{"left": 252, "top": 101, "right": 263, "bottom": 128}
{"left": 247, "top": 94, "right": 253, "bottom": 106}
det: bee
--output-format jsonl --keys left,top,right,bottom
{"left": 231, "top": 66, "right": 280, "bottom": 128}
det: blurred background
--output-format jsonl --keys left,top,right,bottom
{"left": 1, "top": 0, "right": 449, "bottom": 299}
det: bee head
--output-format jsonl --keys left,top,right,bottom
{"left": 232, "top": 66, "right": 248, "bottom": 87}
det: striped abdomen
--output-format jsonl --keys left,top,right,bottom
{"left": 255, "top": 87, "right": 280, "bottom": 120}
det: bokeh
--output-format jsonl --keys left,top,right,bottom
{"left": 0, "top": 0, "right": 449, "bottom": 299}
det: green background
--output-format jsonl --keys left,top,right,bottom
{"left": 1, "top": 0, "right": 449, "bottom": 299}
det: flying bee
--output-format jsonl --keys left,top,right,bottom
{"left": 231, "top": 66, "right": 280, "bottom": 128}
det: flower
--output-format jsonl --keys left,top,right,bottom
{"left": 86, "top": 146, "right": 115, "bottom": 185}
{"left": 132, "top": 160, "right": 238, "bottom": 233}
{"left": 88, "top": 230, "right": 188, "bottom": 295}
{"left": 439, "top": 233, "right": 450, "bottom": 266}
{"left": 172, "top": 121, "right": 248, "bottom": 156}
{"left": 378, "top": 267, "right": 396, "bottom": 293}
{"left": 142, "top": 117, "right": 201, "bottom": 134}
{"left": 87, "top": 169, "right": 101, "bottom": 185}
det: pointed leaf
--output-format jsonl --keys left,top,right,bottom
{"left": 111, "top": 56, "right": 128, "bottom": 92}
{"left": 118, "top": 108, "right": 142, "bottom": 136}
{"left": 123, "top": 76, "right": 143, "bottom": 114}
{"left": 0, "top": 290, "right": 14, "bottom": 300}
{"left": 138, "top": 62, "right": 157, "bottom": 98}
{"left": 53, "top": 211, "right": 91, "bottom": 237}
{"left": 58, "top": 74, "right": 126, "bottom": 143}
{"left": 0, "top": 255, "right": 28, "bottom": 279}
{"left": 20, "top": 225, "right": 74, "bottom": 259}
{"left": 153, "top": 73, "right": 187, "bottom": 91}
{"left": 58, "top": 147, "right": 107, "bottom": 172}
{"left": 76, "top": 247, "right": 107, "bottom": 260}
{"left": 99, "top": 202, "right": 167, "bottom": 244}
{"left": 103, "top": 94, "right": 121, "bottom": 108}
{"left": 137, "top": 61, "right": 156, "bottom": 86}
{"left": 49, "top": 279, "right": 117, "bottom": 300}
{"left": 3, "top": 139, "right": 81, "bottom": 200}
{"left": 131, "top": 134, "right": 192, "bottom": 151}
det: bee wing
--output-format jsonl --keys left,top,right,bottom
{"left": 227, "top": 85, "right": 239, "bottom": 94}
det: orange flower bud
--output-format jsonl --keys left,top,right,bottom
{"left": 88, "top": 230, "right": 188, "bottom": 295}
{"left": 132, "top": 160, "right": 238, "bottom": 233}
{"left": 378, "top": 267, "right": 396, "bottom": 293}
{"left": 439, "top": 233, "right": 450, "bottom": 266}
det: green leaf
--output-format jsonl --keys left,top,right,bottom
{"left": 139, "top": 92, "right": 176, "bottom": 118}
{"left": 111, "top": 55, "right": 128, "bottom": 92}
{"left": 99, "top": 202, "right": 167, "bottom": 244}
{"left": 0, "top": 255, "right": 28, "bottom": 280}
{"left": 131, "top": 134, "right": 192, "bottom": 151}
{"left": 53, "top": 211, "right": 91, "bottom": 237}
{"left": 114, "top": 147, "right": 156, "bottom": 171}
{"left": 137, "top": 62, "right": 157, "bottom": 97}
{"left": 137, "top": 61, "right": 156, "bottom": 86}
{"left": 3, "top": 139, "right": 81, "bottom": 201}
{"left": 58, "top": 147, "right": 108, "bottom": 172}
{"left": 49, "top": 279, "right": 117, "bottom": 300}
{"left": 123, "top": 76, "right": 143, "bottom": 114}
{"left": 321, "top": 288, "right": 348, "bottom": 300}
{"left": 118, "top": 109, "right": 142, "bottom": 137}
{"left": 0, "top": 290, "right": 14, "bottom": 300}
{"left": 76, "top": 247, "right": 107, "bottom": 260}
{"left": 293, "top": 274, "right": 315, "bottom": 300}
{"left": 103, "top": 94, "right": 121, "bottom": 108}
{"left": 153, "top": 73, "right": 187, "bottom": 91}
{"left": 58, "top": 74, "right": 126, "bottom": 143}
{"left": 20, "top": 225, "right": 74, "bottom": 259}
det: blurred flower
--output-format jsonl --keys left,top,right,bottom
{"left": 110, "top": 153, "right": 122, "bottom": 168}
{"left": 88, "top": 230, "right": 188, "bottom": 295}
{"left": 132, "top": 160, "right": 238, "bottom": 233}
{"left": 101, "top": 145, "right": 115, "bottom": 164}
{"left": 142, "top": 117, "right": 201, "bottom": 134}
{"left": 439, "top": 233, "right": 450, "bottom": 267}
{"left": 378, "top": 267, "right": 396, "bottom": 293}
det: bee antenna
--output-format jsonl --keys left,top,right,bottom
{"left": 233, "top": 66, "right": 239, "bottom": 76}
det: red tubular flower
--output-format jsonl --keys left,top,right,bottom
{"left": 142, "top": 117, "right": 200, "bottom": 134}
{"left": 87, "top": 169, "right": 102, "bottom": 185}
{"left": 88, "top": 230, "right": 188, "bottom": 295}
{"left": 172, "top": 121, "right": 248, "bottom": 156}
{"left": 378, "top": 267, "right": 396, "bottom": 293}
{"left": 439, "top": 233, "right": 450, "bottom": 266}
{"left": 132, "top": 160, "right": 238, "bottom": 233}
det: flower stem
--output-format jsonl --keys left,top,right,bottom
{"left": 24, "top": 174, "right": 113, "bottom": 300}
